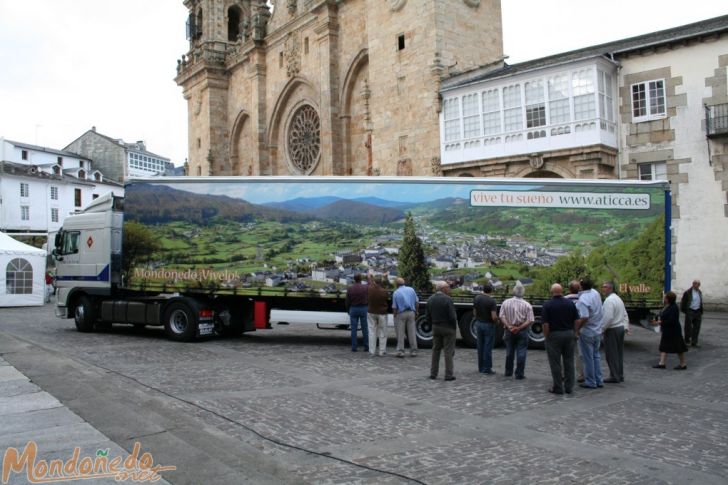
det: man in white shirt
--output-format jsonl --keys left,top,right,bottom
{"left": 601, "top": 281, "right": 629, "bottom": 383}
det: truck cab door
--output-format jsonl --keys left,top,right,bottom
{"left": 54, "top": 230, "right": 80, "bottom": 296}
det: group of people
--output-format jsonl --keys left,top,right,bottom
{"left": 346, "top": 273, "right": 704, "bottom": 391}
{"left": 345, "top": 274, "right": 420, "bottom": 358}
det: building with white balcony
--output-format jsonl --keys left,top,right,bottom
{"left": 0, "top": 138, "right": 122, "bottom": 236}
{"left": 441, "top": 57, "right": 618, "bottom": 178}
{"left": 438, "top": 15, "right": 728, "bottom": 307}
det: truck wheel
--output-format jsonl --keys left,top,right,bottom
{"left": 163, "top": 302, "right": 197, "bottom": 342}
{"left": 528, "top": 318, "right": 545, "bottom": 349}
{"left": 415, "top": 314, "right": 433, "bottom": 348}
{"left": 458, "top": 311, "right": 478, "bottom": 348}
{"left": 74, "top": 296, "right": 97, "bottom": 333}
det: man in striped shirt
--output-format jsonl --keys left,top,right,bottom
{"left": 499, "top": 282, "right": 534, "bottom": 379}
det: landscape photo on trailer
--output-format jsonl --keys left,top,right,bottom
{"left": 122, "top": 178, "right": 666, "bottom": 301}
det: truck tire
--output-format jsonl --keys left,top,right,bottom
{"left": 163, "top": 302, "right": 197, "bottom": 342}
{"left": 415, "top": 314, "right": 433, "bottom": 348}
{"left": 458, "top": 311, "right": 478, "bottom": 348}
{"left": 74, "top": 296, "right": 97, "bottom": 333}
{"left": 528, "top": 317, "right": 545, "bottom": 349}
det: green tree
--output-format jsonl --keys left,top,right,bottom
{"left": 530, "top": 250, "right": 589, "bottom": 297}
{"left": 123, "top": 221, "right": 161, "bottom": 283}
{"left": 399, "top": 213, "right": 431, "bottom": 293}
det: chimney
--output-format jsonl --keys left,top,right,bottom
{"left": 91, "top": 126, "right": 96, "bottom": 132}
{"left": 136, "top": 140, "right": 146, "bottom": 151}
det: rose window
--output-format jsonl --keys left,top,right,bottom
{"left": 287, "top": 104, "right": 321, "bottom": 174}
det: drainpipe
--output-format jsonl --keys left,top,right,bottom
{"left": 610, "top": 53, "right": 623, "bottom": 180}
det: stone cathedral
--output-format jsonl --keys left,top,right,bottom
{"left": 175, "top": 0, "right": 503, "bottom": 177}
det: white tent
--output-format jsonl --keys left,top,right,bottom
{"left": 0, "top": 232, "right": 46, "bottom": 307}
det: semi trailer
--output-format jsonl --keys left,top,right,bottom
{"left": 52, "top": 176, "right": 670, "bottom": 347}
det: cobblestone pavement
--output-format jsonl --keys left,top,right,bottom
{"left": 0, "top": 305, "right": 726, "bottom": 484}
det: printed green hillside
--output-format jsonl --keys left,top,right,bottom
{"left": 418, "top": 204, "right": 662, "bottom": 249}
{"left": 528, "top": 216, "right": 665, "bottom": 300}
{"left": 125, "top": 183, "right": 311, "bottom": 225}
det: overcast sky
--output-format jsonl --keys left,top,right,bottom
{"left": 0, "top": 1, "right": 725, "bottom": 167}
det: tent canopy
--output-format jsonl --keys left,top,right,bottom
{"left": 0, "top": 232, "right": 46, "bottom": 307}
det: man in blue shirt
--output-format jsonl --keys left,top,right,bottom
{"left": 392, "top": 277, "right": 419, "bottom": 357}
{"left": 575, "top": 278, "right": 604, "bottom": 389}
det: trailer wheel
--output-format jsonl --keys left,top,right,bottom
{"left": 415, "top": 314, "right": 433, "bottom": 348}
{"left": 458, "top": 311, "right": 478, "bottom": 348}
{"left": 163, "top": 302, "right": 197, "bottom": 342}
{"left": 74, "top": 296, "right": 97, "bottom": 333}
{"left": 528, "top": 318, "right": 545, "bottom": 349}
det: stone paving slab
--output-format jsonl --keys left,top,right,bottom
{"left": 1, "top": 406, "right": 85, "bottom": 436}
{"left": 0, "top": 365, "right": 27, "bottom": 382}
{"left": 0, "top": 356, "right": 172, "bottom": 484}
{"left": 0, "top": 391, "right": 61, "bottom": 415}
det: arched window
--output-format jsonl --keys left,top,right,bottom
{"left": 6, "top": 258, "right": 33, "bottom": 294}
{"left": 228, "top": 6, "right": 242, "bottom": 41}
{"left": 94, "top": 172, "right": 101, "bottom": 181}
{"left": 78, "top": 169, "right": 86, "bottom": 179}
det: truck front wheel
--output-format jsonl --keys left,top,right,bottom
{"left": 163, "top": 302, "right": 197, "bottom": 342}
{"left": 74, "top": 296, "right": 97, "bottom": 333}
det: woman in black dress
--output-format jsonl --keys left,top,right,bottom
{"left": 652, "top": 291, "right": 687, "bottom": 369}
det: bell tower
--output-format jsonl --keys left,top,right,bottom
{"left": 177, "top": 1, "right": 262, "bottom": 176}
{"left": 176, "top": 0, "right": 504, "bottom": 177}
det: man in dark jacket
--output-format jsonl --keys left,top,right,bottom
{"left": 542, "top": 283, "right": 579, "bottom": 394}
{"left": 426, "top": 282, "right": 458, "bottom": 381}
{"left": 680, "top": 279, "right": 703, "bottom": 347}
{"left": 346, "top": 273, "right": 369, "bottom": 352}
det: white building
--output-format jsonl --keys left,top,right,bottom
{"left": 438, "top": 15, "right": 728, "bottom": 307}
{"left": 0, "top": 138, "right": 122, "bottom": 236}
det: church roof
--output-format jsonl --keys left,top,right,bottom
{"left": 5, "top": 139, "right": 87, "bottom": 160}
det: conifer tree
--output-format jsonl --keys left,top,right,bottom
{"left": 399, "top": 213, "right": 431, "bottom": 293}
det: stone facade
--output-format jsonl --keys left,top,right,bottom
{"left": 65, "top": 130, "right": 129, "bottom": 183}
{"left": 65, "top": 129, "right": 172, "bottom": 183}
{"left": 617, "top": 36, "right": 728, "bottom": 307}
{"left": 175, "top": 0, "right": 504, "bottom": 177}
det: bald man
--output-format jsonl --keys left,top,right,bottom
{"left": 542, "top": 283, "right": 579, "bottom": 394}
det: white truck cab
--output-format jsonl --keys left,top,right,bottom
{"left": 53, "top": 193, "right": 123, "bottom": 319}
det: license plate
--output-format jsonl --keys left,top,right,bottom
{"left": 198, "top": 323, "right": 215, "bottom": 336}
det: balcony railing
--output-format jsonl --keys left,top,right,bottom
{"left": 706, "top": 103, "right": 728, "bottom": 138}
